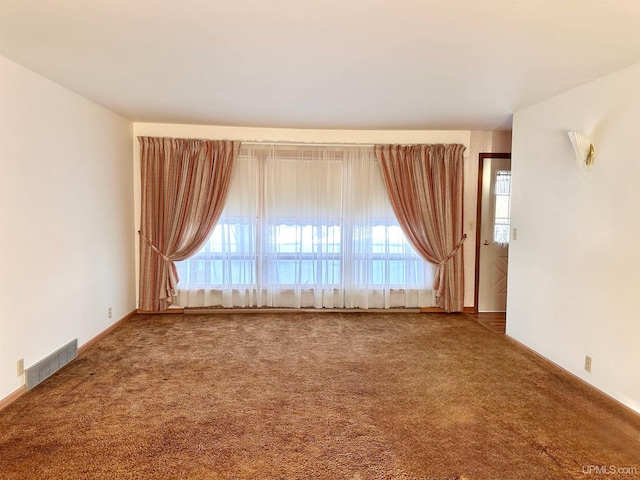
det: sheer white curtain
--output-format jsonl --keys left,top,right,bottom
{"left": 175, "top": 144, "right": 435, "bottom": 308}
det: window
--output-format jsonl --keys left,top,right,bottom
{"left": 493, "top": 170, "right": 511, "bottom": 245}
{"left": 175, "top": 144, "right": 435, "bottom": 308}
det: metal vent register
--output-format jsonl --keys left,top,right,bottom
{"left": 25, "top": 339, "right": 78, "bottom": 390}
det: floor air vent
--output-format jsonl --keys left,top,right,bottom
{"left": 25, "top": 339, "right": 78, "bottom": 391}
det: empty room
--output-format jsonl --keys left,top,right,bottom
{"left": 1, "top": 1, "right": 639, "bottom": 479}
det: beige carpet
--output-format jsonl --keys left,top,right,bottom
{"left": 0, "top": 312, "right": 638, "bottom": 479}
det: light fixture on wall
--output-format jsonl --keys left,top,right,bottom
{"left": 567, "top": 131, "right": 595, "bottom": 168}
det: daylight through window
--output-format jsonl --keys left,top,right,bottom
{"left": 175, "top": 144, "right": 435, "bottom": 308}
{"left": 493, "top": 170, "right": 511, "bottom": 245}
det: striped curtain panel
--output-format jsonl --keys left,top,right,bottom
{"left": 138, "top": 137, "right": 239, "bottom": 311}
{"left": 375, "top": 144, "right": 466, "bottom": 312}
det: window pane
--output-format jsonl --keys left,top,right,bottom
{"left": 495, "top": 196, "right": 510, "bottom": 219}
{"left": 176, "top": 145, "right": 435, "bottom": 308}
{"left": 493, "top": 170, "right": 511, "bottom": 245}
{"left": 494, "top": 224, "right": 510, "bottom": 244}
{"left": 495, "top": 170, "right": 511, "bottom": 194}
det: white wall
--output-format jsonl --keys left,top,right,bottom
{"left": 132, "top": 124, "right": 472, "bottom": 307}
{"left": 0, "top": 56, "right": 136, "bottom": 400}
{"left": 507, "top": 63, "right": 640, "bottom": 413}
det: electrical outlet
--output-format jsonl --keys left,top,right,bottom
{"left": 108, "top": 307, "right": 112, "bottom": 319}
{"left": 17, "top": 358, "right": 24, "bottom": 376}
{"left": 584, "top": 355, "right": 592, "bottom": 372}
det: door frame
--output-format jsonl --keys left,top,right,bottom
{"left": 474, "top": 152, "right": 512, "bottom": 313}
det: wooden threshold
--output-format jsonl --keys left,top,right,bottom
{"left": 468, "top": 312, "right": 507, "bottom": 334}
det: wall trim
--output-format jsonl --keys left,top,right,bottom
{"left": 0, "top": 309, "right": 137, "bottom": 411}
{"left": 187, "top": 307, "right": 421, "bottom": 315}
{"left": 137, "top": 308, "right": 185, "bottom": 315}
{"left": 77, "top": 310, "right": 137, "bottom": 356}
{"left": 0, "top": 386, "right": 27, "bottom": 412}
{"left": 140, "top": 307, "right": 437, "bottom": 314}
{"left": 420, "top": 307, "right": 445, "bottom": 313}
{"left": 505, "top": 334, "right": 640, "bottom": 424}
{"left": 420, "top": 307, "right": 476, "bottom": 313}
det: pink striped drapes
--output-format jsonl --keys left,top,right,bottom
{"left": 375, "top": 144, "right": 466, "bottom": 312}
{"left": 138, "top": 136, "right": 239, "bottom": 311}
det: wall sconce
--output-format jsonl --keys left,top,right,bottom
{"left": 567, "top": 131, "right": 595, "bottom": 168}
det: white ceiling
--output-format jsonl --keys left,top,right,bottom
{"left": 1, "top": 0, "right": 639, "bottom": 131}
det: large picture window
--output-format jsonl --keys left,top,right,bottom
{"left": 175, "top": 144, "right": 435, "bottom": 308}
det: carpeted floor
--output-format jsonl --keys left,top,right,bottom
{"left": 0, "top": 312, "right": 638, "bottom": 479}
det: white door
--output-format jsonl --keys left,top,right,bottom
{"left": 478, "top": 157, "right": 511, "bottom": 312}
